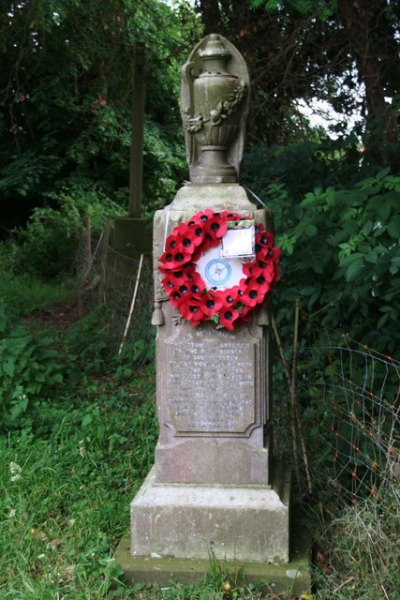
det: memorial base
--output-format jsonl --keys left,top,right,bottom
{"left": 130, "top": 466, "right": 290, "bottom": 564}
{"left": 116, "top": 478, "right": 310, "bottom": 595}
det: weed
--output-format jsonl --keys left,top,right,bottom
{"left": 0, "top": 272, "right": 71, "bottom": 316}
{"left": 0, "top": 302, "right": 64, "bottom": 429}
{"left": 313, "top": 485, "right": 400, "bottom": 599}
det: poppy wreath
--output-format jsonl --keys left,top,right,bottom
{"left": 159, "top": 209, "right": 280, "bottom": 330}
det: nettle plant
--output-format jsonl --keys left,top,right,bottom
{"left": 0, "top": 303, "right": 64, "bottom": 429}
{"left": 261, "top": 168, "right": 400, "bottom": 353}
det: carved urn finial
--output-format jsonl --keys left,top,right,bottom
{"left": 181, "top": 34, "right": 250, "bottom": 184}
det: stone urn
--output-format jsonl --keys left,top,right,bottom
{"left": 181, "top": 34, "right": 250, "bottom": 184}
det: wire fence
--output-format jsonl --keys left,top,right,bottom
{"left": 75, "top": 220, "right": 155, "bottom": 397}
{"left": 276, "top": 325, "right": 400, "bottom": 507}
{"left": 315, "top": 337, "right": 399, "bottom": 504}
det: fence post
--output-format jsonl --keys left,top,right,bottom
{"left": 98, "top": 218, "right": 111, "bottom": 303}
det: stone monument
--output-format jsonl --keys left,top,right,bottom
{"left": 117, "top": 34, "right": 310, "bottom": 593}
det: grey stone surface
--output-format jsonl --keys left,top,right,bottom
{"left": 117, "top": 511, "right": 311, "bottom": 593}
{"left": 154, "top": 306, "right": 271, "bottom": 485}
{"left": 130, "top": 467, "right": 290, "bottom": 563}
{"left": 168, "top": 183, "right": 257, "bottom": 211}
{"left": 180, "top": 35, "right": 250, "bottom": 183}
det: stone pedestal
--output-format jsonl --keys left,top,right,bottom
{"left": 129, "top": 183, "right": 291, "bottom": 567}
{"left": 131, "top": 467, "right": 290, "bottom": 563}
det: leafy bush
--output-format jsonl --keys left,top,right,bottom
{"left": 63, "top": 304, "right": 113, "bottom": 379}
{"left": 287, "top": 169, "right": 399, "bottom": 351}
{"left": 243, "top": 143, "right": 400, "bottom": 353}
{"left": 0, "top": 303, "right": 64, "bottom": 429}
{"left": 15, "top": 186, "right": 124, "bottom": 279}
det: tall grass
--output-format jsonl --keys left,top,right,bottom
{"left": 0, "top": 387, "right": 158, "bottom": 598}
{"left": 315, "top": 485, "right": 400, "bottom": 599}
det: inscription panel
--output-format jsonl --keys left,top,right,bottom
{"left": 166, "top": 337, "right": 258, "bottom": 435}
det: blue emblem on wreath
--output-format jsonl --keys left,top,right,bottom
{"left": 204, "top": 258, "right": 232, "bottom": 286}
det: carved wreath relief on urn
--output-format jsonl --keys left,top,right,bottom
{"left": 180, "top": 34, "right": 250, "bottom": 184}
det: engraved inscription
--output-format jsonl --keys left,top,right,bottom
{"left": 166, "top": 339, "right": 257, "bottom": 435}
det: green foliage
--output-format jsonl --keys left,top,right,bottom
{"left": 289, "top": 170, "right": 400, "bottom": 350}
{"left": 0, "top": 150, "right": 60, "bottom": 198}
{"left": 251, "top": 0, "right": 336, "bottom": 18}
{"left": 0, "top": 272, "right": 71, "bottom": 315}
{"left": 0, "top": 0, "right": 198, "bottom": 229}
{"left": 0, "top": 303, "right": 63, "bottom": 429}
{"left": 201, "top": 0, "right": 400, "bottom": 166}
{"left": 63, "top": 305, "right": 113, "bottom": 379}
{"left": 15, "top": 186, "right": 124, "bottom": 278}
{"left": 243, "top": 144, "right": 400, "bottom": 353}
{"left": 243, "top": 137, "right": 364, "bottom": 199}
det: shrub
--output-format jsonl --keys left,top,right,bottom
{"left": 0, "top": 302, "right": 64, "bottom": 429}
{"left": 243, "top": 148, "right": 400, "bottom": 354}
{"left": 15, "top": 186, "right": 124, "bottom": 279}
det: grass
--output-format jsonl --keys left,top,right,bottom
{"left": 313, "top": 486, "right": 400, "bottom": 599}
{"left": 0, "top": 385, "right": 158, "bottom": 599}
{"left": 0, "top": 385, "right": 270, "bottom": 599}
{"left": 0, "top": 271, "right": 72, "bottom": 316}
{"left": 1, "top": 269, "right": 399, "bottom": 599}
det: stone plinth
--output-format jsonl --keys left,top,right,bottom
{"left": 131, "top": 467, "right": 290, "bottom": 564}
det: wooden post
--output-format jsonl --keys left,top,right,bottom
{"left": 129, "top": 44, "right": 145, "bottom": 218}
{"left": 81, "top": 216, "right": 92, "bottom": 280}
{"left": 98, "top": 218, "right": 111, "bottom": 303}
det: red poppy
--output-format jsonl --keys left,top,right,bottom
{"left": 187, "top": 222, "right": 207, "bottom": 247}
{"left": 160, "top": 244, "right": 192, "bottom": 271}
{"left": 270, "top": 246, "right": 281, "bottom": 263}
{"left": 192, "top": 208, "right": 214, "bottom": 224}
{"left": 241, "top": 282, "right": 267, "bottom": 308}
{"left": 242, "top": 263, "right": 274, "bottom": 289}
{"left": 205, "top": 213, "right": 228, "bottom": 239}
{"left": 200, "top": 292, "right": 224, "bottom": 317}
{"left": 219, "top": 307, "right": 240, "bottom": 331}
{"left": 164, "top": 221, "right": 191, "bottom": 247}
{"left": 179, "top": 296, "right": 207, "bottom": 324}
{"left": 215, "top": 285, "right": 241, "bottom": 306}
{"left": 221, "top": 210, "right": 242, "bottom": 221}
{"left": 164, "top": 267, "right": 193, "bottom": 285}
{"left": 242, "top": 261, "right": 263, "bottom": 278}
{"left": 255, "top": 228, "right": 272, "bottom": 249}
{"left": 186, "top": 271, "right": 206, "bottom": 297}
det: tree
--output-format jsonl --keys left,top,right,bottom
{"left": 196, "top": 1, "right": 342, "bottom": 144}
{"left": 0, "top": 0, "right": 200, "bottom": 231}
{"left": 336, "top": 0, "right": 400, "bottom": 164}
{"left": 196, "top": 0, "right": 400, "bottom": 168}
